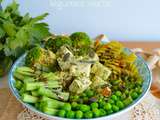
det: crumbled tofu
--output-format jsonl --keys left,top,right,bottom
{"left": 56, "top": 46, "right": 74, "bottom": 70}
{"left": 69, "top": 76, "right": 91, "bottom": 94}
{"left": 91, "top": 62, "right": 111, "bottom": 80}
{"left": 70, "top": 63, "right": 91, "bottom": 77}
{"left": 91, "top": 76, "right": 109, "bottom": 88}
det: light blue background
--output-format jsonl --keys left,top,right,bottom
{"left": 2, "top": 0, "right": 160, "bottom": 41}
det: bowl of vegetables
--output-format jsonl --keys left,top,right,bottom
{"left": 9, "top": 32, "right": 152, "bottom": 120}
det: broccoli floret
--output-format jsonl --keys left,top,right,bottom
{"left": 45, "top": 35, "right": 72, "bottom": 52}
{"left": 70, "top": 32, "right": 91, "bottom": 48}
{"left": 25, "top": 46, "right": 56, "bottom": 71}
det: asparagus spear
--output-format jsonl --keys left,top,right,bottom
{"left": 14, "top": 80, "right": 23, "bottom": 90}
{"left": 31, "top": 91, "right": 39, "bottom": 97}
{"left": 43, "top": 107, "right": 59, "bottom": 115}
{"left": 45, "top": 81, "right": 62, "bottom": 88}
{"left": 19, "top": 87, "right": 26, "bottom": 95}
{"left": 21, "top": 93, "right": 38, "bottom": 103}
{"left": 38, "top": 87, "right": 69, "bottom": 101}
{"left": 40, "top": 98, "right": 65, "bottom": 109}
{"left": 41, "top": 72, "right": 59, "bottom": 81}
{"left": 23, "top": 77, "right": 37, "bottom": 83}
{"left": 37, "top": 87, "right": 59, "bottom": 99}
{"left": 24, "top": 82, "right": 44, "bottom": 91}
{"left": 15, "top": 66, "right": 35, "bottom": 76}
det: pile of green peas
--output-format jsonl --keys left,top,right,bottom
{"left": 56, "top": 85, "right": 143, "bottom": 119}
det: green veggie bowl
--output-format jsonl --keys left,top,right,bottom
{"left": 8, "top": 47, "right": 152, "bottom": 120}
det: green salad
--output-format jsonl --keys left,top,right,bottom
{"left": 13, "top": 32, "right": 143, "bottom": 119}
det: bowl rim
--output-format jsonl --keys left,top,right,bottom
{"left": 8, "top": 50, "right": 152, "bottom": 120}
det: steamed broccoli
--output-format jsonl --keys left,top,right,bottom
{"left": 25, "top": 46, "right": 56, "bottom": 71}
{"left": 70, "top": 32, "right": 91, "bottom": 48}
{"left": 45, "top": 36, "right": 72, "bottom": 52}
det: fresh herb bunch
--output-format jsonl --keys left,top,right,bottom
{"left": 0, "top": 0, "right": 50, "bottom": 76}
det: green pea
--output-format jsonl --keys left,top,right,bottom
{"left": 99, "top": 109, "right": 107, "bottom": 116}
{"left": 72, "top": 95, "right": 79, "bottom": 101}
{"left": 115, "top": 91, "right": 122, "bottom": 97}
{"left": 104, "top": 103, "right": 112, "bottom": 111}
{"left": 81, "top": 93, "right": 87, "bottom": 97}
{"left": 77, "top": 98, "right": 83, "bottom": 104}
{"left": 125, "top": 90, "right": 129, "bottom": 95}
{"left": 124, "top": 76, "right": 128, "bottom": 81}
{"left": 99, "top": 101, "right": 106, "bottom": 108}
{"left": 123, "top": 97, "right": 133, "bottom": 106}
{"left": 131, "top": 92, "right": 139, "bottom": 99}
{"left": 75, "top": 110, "right": 83, "bottom": 119}
{"left": 66, "top": 111, "right": 75, "bottom": 118}
{"left": 129, "top": 84, "right": 135, "bottom": 89}
{"left": 58, "top": 110, "right": 66, "bottom": 117}
{"left": 98, "top": 97, "right": 103, "bottom": 103}
{"left": 111, "top": 95, "right": 118, "bottom": 101}
{"left": 112, "top": 105, "right": 119, "bottom": 112}
{"left": 79, "top": 104, "right": 90, "bottom": 112}
{"left": 91, "top": 102, "right": 99, "bottom": 110}
{"left": 84, "top": 111, "right": 93, "bottom": 118}
{"left": 107, "top": 109, "right": 113, "bottom": 114}
{"left": 135, "top": 87, "right": 143, "bottom": 94}
{"left": 108, "top": 99, "right": 115, "bottom": 104}
{"left": 120, "top": 94, "right": 126, "bottom": 100}
{"left": 61, "top": 103, "right": 71, "bottom": 111}
{"left": 83, "top": 97, "right": 88, "bottom": 103}
{"left": 112, "top": 86, "right": 119, "bottom": 91}
{"left": 85, "top": 89, "right": 94, "bottom": 97}
{"left": 116, "top": 101, "right": 124, "bottom": 109}
{"left": 92, "top": 108, "right": 101, "bottom": 117}
{"left": 71, "top": 102, "right": 78, "bottom": 110}
{"left": 112, "top": 79, "right": 121, "bottom": 85}
{"left": 69, "top": 95, "right": 74, "bottom": 100}
{"left": 136, "top": 79, "right": 143, "bottom": 86}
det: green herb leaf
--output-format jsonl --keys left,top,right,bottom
{"left": 29, "top": 13, "right": 48, "bottom": 25}
{"left": 0, "top": 26, "right": 5, "bottom": 38}
{"left": 5, "top": 0, "right": 19, "bottom": 15}
{"left": 20, "top": 13, "right": 31, "bottom": 25}
{"left": 30, "top": 23, "right": 50, "bottom": 41}
{"left": 0, "top": 43, "right": 3, "bottom": 50}
{"left": 3, "top": 21, "right": 16, "bottom": 37}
